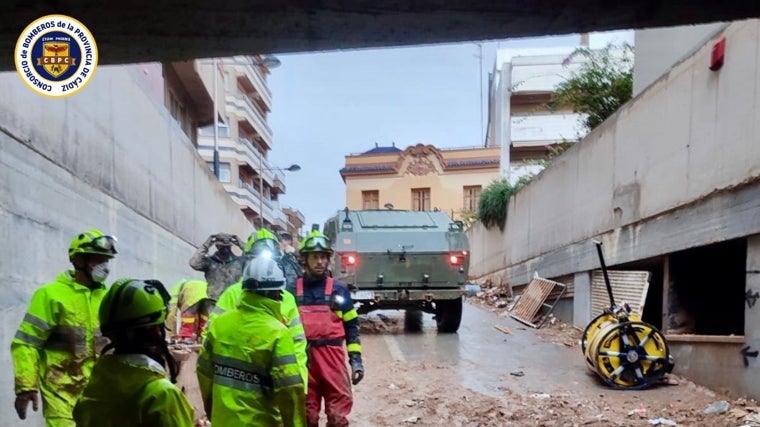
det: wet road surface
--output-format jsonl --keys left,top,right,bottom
{"left": 360, "top": 302, "right": 594, "bottom": 397}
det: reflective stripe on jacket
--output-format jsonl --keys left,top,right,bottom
{"left": 73, "top": 354, "right": 195, "bottom": 427}
{"left": 166, "top": 280, "right": 208, "bottom": 337}
{"left": 198, "top": 292, "right": 306, "bottom": 426}
{"left": 210, "top": 282, "right": 308, "bottom": 389}
{"left": 10, "top": 270, "right": 107, "bottom": 419}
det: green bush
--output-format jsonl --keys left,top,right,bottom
{"left": 551, "top": 44, "right": 634, "bottom": 132}
{"left": 477, "top": 177, "right": 530, "bottom": 231}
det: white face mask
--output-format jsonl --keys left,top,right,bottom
{"left": 90, "top": 261, "right": 110, "bottom": 283}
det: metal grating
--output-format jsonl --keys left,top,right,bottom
{"left": 591, "top": 270, "right": 651, "bottom": 316}
{"left": 509, "top": 277, "right": 566, "bottom": 328}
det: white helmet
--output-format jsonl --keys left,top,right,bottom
{"left": 242, "top": 257, "right": 286, "bottom": 291}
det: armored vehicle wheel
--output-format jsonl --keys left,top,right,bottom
{"left": 404, "top": 309, "right": 423, "bottom": 332}
{"left": 435, "top": 297, "right": 462, "bottom": 333}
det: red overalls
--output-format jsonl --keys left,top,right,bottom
{"left": 179, "top": 309, "right": 207, "bottom": 340}
{"left": 296, "top": 277, "right": 353, "bottom": 427}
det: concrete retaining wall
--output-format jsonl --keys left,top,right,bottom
{"left": 0, "top": 65, "right": 253, "bottom": 427}
{"left": 469, "top": 19, "right": 760, "bottom": 286}
{"left": 467, "top": 19, "right": 760, "bottom": 398}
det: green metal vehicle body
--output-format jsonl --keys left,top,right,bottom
{"left": 323, "top": 208, "right": 469, "bottom": 333}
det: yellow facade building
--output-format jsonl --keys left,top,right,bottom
{"left": 340, "top": 143, "right": 502, "bottom": 222}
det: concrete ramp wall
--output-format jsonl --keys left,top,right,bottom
{"left": 468, "top": 19, "right": 760, "bottom": 287}
{"left": 0, "top": 65, "right": 252, "bottom": 426}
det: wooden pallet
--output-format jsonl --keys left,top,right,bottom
{"left": 509, "top": 276, "right": 566, "bottom": 328}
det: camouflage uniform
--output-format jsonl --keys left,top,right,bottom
{"left": 280, "top": 252, "right": 302, "bottom": 289}
{"left": 189, "top": 237, "right": 247, "bottom": 301}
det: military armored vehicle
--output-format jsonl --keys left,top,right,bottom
{"left": 323, "top": 208, "right": 469, "bottom": 333}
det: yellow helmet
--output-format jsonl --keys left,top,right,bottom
{"left": 245, "top": 229, "right": 281, "bottom": 259}
{"left": 100, "top": 278, "right": 170, "bottom": 337}
{"left": 68, "top": 229, "right": 117, "bottom": 259}
{"left": 299, "top": 230, "right": 333, "bottom": 256}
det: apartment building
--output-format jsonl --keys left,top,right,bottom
{"left": 181, "top": 55, "right": 304, "bottom": 235}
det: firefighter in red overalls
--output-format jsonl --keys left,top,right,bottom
{"left": 165, "top": 279, "right": 211, "bottom": 342}
{"left": 290, "top": 230, "right": 364, "bottom": 427}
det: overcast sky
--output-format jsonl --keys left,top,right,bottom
{"left": 268, "top": 31, "right": 633, "bottom": 234}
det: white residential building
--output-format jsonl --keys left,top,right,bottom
{"left": 193, "top": 56, "right": 304, "bottom": 236}
{"left": 486, "top": 46, "right": 587, "bottom": 183}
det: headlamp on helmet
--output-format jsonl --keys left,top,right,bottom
{"left": 245, "top": 229, "right": 282, "bottom": 259}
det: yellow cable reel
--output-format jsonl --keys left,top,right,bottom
{"left": 582, "top": 241, "right": 674, "bottom": 390}
{"left": 582, "top": 310, "right": 673, "bottom": 389}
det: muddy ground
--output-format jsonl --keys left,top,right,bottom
{"left": 350, "top": 296, "right": 759, "bottom": 427}
{"left": 172, "top": 286, "right": 759, "bottom": 426}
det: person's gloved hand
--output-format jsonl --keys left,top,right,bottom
{"left": 203, "top": 235, "right": 217, "bottom": 249}
{"left": 349, "top": 352, "right": 364, "bottom": 385}
{"left": 14, "top": 390, "right": 38, "bottom": 420}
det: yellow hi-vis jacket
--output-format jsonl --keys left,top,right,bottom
{"left": 10, "top": 270, "right": 107, "bottom": 420}
{"left": 211, "top": 283, "right": 308, "bottom": 390}
{"left": 73, "top": 354, "right": 195, "bottom": 426}
{"left": 166, "top": 279, "right": 209, "bottom": 338}
{"left": 198, "top": 292, "right": 306, "bottom": 426}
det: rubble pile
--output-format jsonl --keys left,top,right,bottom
{"left": 359, "top": 313, "right": 402, "bottom": 334}
{"left": 468, "top": 276, "right": 513, "bottom": 310}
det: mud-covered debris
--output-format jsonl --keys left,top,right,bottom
{"left": 703, "top": 400, "right": 730, "bottom": 414}
{"left": 647, "top": 418, "right": 676, "bottom": 426}
{"left": 359, "top": 314, "right": 401, "bottom": 334}
{"left": 529, "top": 393, "right": 551, "bottom": 400}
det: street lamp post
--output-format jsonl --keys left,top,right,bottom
{"left": 258, "top": 161, "right": 301, "bottom": 229}
{"left": 210, "top": 54, "right": 281, "bottom": 179}
{"left": 212, "top": 57, "right": 220, "bottom": 178}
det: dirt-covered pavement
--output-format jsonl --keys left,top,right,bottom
{"left": 349, "top": 299, "right": 760, "bottom": 427}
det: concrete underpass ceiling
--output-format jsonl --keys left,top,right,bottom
{"left": 2, "top": 1, "right": 760, "bottom": 71}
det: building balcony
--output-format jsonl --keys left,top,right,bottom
{"left": 283, "top": 207, "right": 306, "bottom": 231}
{"left": 511, "top": 113, "right": 584, "bottom": 146}
{"left": 197, "top": 136, "right": 259, "bottom": 172}
{"left": 272, "top": 173, "right": 286, "bottom": 194}
{"left": 224, "top": 182, "right": 275, "bottom": 226}
{"left": 196, "top": 135, "right": 282, "bottom": 189}
{"left": 273, "top": 208, "right": 290, "bottom": 231}
{"left": 237, "top": 137, "right": 285, "bottom": 190}
{"left": 510, "top": 54, "right": 585, "bottom": 93}
{"left": 226, "top": 94, "right": 273, "bottom": 150}
{"left": 229, "top": 56, "right": 273, "bottom": 110}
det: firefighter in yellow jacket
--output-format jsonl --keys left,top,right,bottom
{"left": 198, "top": 256, "right": 306, "bottom": 426}
{"left": 11, "top": 229, "right": 117, "bottom": 427}
{"left": 207, "top": 229, "right": 308, "bottom": 387}
{"left": 166, "top": 279, "right": 211, "bottom": 342}
{"left": 73, "top": 278, "right": 195, "bottom": 426}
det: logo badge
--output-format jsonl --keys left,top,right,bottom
{"left": 14, "top": 15, "right": 98, "bottom": 97}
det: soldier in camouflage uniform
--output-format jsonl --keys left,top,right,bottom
{"left": 188, "top": 232, "right": 247, "bottom": 301}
